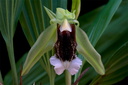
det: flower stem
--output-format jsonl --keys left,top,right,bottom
{"left": 65, "top": 70, "right": 71, "bottom": 85}
{"left": 49, "top": 67, "right": 55, "bottom": 85}
{"left": 6, "top": 40, "right": 18, "bottom": 85}
{"left": 49, "top": 76, "right": 55, "bottom": 85}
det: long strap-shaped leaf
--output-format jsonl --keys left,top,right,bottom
{"left": 0, "top": 0, "right": 24, "bottom": 40}
{"left": 76, "top": 27, "right": 105, "bottom": 75}
{"left": 90, "top": 42, "right": 128, "bottom": 85}
{"left": 78, "top": 0, "right": 127, "bottom": 84}
{"left": 0, "top": 0, "right": 24, "bottom": 84}
{"left": 20, "top": 0, "right": 67, "bottom": 46}
{"left": 87, "top": 0, "right": 122, "bottom": 46}
{"left": 22, "top": 24, "right": 57, "bottom": 75}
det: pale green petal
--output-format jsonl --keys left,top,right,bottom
{"left": 76, "top": 27, "right": 105, "bottom": 75}
{"left": 22, "top": 24, "right": 57, "bottom": 75}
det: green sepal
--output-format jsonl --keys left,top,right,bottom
{"left": 76, "top": 26, "right": 105, "bottom": 75}
{"left": 71, "top": 0, "right": 81, "bottom": 19}
{"left": 22, "top": 24, "right": 57, "bottom": 75}
{"left": 44, "top": 6, "right": 56, "bottom": 20}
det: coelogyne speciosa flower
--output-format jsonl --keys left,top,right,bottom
{"left": 50, "top": 19, "right": 82, "bottom": 75}
{"left": 22, "top": 7, "right": 105, "bottom": 76}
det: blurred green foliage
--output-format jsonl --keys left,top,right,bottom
{"left": 0, "top": 0, "right": 128, "bottom": 85}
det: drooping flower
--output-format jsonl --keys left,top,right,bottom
{"left": 22, "top": 7, "right": 105, "bottom": 76}
{"left": 50, "top": 19, "right": 82, "bottom": 75}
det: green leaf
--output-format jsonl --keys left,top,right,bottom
{"left": 75, "top": 0, "right": 122, "bottom": 81}
{"left": 83, "top": 1, "right": 128, "bottom": 84}
{"left": 76, "top": 27, "right": 105, "bottom": 75}
{"left": 22, "top": 63, "right": 47, "bottom": 85}
{"left": 78, "top": 7, "right": 102, "bottom": 31}
{"left": 0, "top": 0, "right": 24, "bottom": 41}
{"left": 20, "top": 0, "right": 45, "bottom": 46}
{"left": 4, "top": 53, "right": 48, "bottom": 85}
{"left": 105, "top": 42, "right": 128, "bottom": 74}
{"left": 22, "top": 24, "right": 57, "bottom": 75}
{"left": 51, "top": 0, "right": 68, "bottom": 12}
{"left": 87, "top": 0, "right": 122, "bottom": 46}
{"left": 71, "top": 0, "right": 81, "bottom": 19}
{"left": 20, "top": 0, "right": 67, "bottom": 46}
{"left": 96, "top": 0, "right": 128, "bottom": 63}
{"left": 0, "top": 0, "right": 24, "bottom": 84}
{"left": 90, "top": 42, "right": 128, "bottom": 85}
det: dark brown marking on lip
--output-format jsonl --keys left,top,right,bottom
{"left": 54, "top": 24, "right": 77, "bottom": 61}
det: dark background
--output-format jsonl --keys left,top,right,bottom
{"left": 0, "top": 0, "right": 127, "bottom": 84}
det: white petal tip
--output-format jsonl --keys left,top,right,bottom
{"left": 50, "top": 55, "right": 65, "bottom": 75}
{"left": 50, "top": 55, "right": 82, "bottom": 75}
{"left": 54, "top": 67, "right": 64, "bottom": 75}
{"left": 68, "top": 57, "right": 82, "bottom": 75}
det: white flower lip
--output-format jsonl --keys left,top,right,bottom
{"left": 60, "top": 19, "right": 72, "bottom": 32}
{"left": 50, "top": 55, "right": 82, "bottom": 75}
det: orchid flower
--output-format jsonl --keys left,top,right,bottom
{"left": 50, "top": 19, "right": 82, "bottom": 75}
{"left": 22, "top": 7, "right": 105, "bottom": 76}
